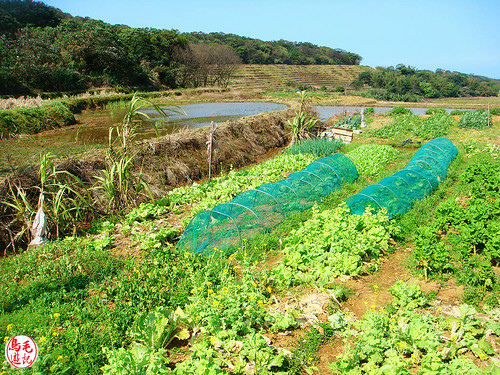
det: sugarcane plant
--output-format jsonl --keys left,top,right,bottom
{"left": 1, "top": 152, "right": 93, "bottom": 251}
{"left": 95, "top": 92, "right": 182, "bottom": 213}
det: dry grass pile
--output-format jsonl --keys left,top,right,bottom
{"left": 136, "top": 109, "right": 294, "bottom": 190}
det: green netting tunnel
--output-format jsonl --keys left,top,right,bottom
{"left": 178, "top": 154, "right": 358, "bottom": 254}
{"left": 346, "top": 137, "right": 458, "bottom": 218}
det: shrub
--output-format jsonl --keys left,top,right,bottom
{"left": 333, "top": 115, "right": 361, "bottom": 129}
{"left": 450, "top": 110, "right": 471, "bottom": 115}
{"left": 387, "top": 106, "right": 412, "bottom": 116}
{"left": 285, "top": 138, "right": 343, "bottom": 157}
{"left": 425, "top": 108, "right": 447, "bottom": 115}
{"left": 458, "top": 110, "right": 492, "bottom": 129}
{"left": 0, "top": 102, "right": 76, "bottom": 138}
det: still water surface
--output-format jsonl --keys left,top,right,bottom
{"left": 313, "top": 106, "right": 473, "bottom": 120}
{"left": 59, "top": 102, "right": 288, "bottom": 145}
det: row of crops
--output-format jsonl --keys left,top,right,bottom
{"left": 179, "top": 137, "right": 458, "bottom": 254}
{"left": 1, "top": 125, "right": 499, "bottom": 374}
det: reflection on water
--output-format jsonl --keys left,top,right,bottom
{"left": 312, "top": 106, "right": 474, "bottom": 120}
{"left": 47, "top": 102, "right": 288, "bottom": 145}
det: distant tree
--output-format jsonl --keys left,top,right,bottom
{"left": 358, "top": 71, "right": 372, "bottom": 85}
{"left": 0, "top": 0, "right": 65, "bottom": 35}
{"left": 356, "top": 64, "right": 499, "bottom": 101}
{"left": 174, "top": 42, "right": 241, "bottom": 87}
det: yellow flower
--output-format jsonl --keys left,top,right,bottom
{"left": 254, "top": 261, "right": 259, "bottom": 266}
{"left": 3, "top": 336, "right": 9, "bottom": 343}
{"left": 222, "top": 269, "right": 229, "bottom": 274}
{"left": 190, "top": 289, "right": 196, "bottom": 294}
{"left": 236, "top": 285, "right": 241, "bottom": 289}
{"left": 373, "top": 285, "right": 379, "bottom": 290}
{"left": 370, "top": 305, "right": 376, "bottom": 310}
{"left": 53, "top": 313, "right": 60, "bottom": 318}
{"left": 6, "top": 324, "right": 13, "bottom": 332}
{"left": 258, "top": 300, "right": 264, "bottom": 306}
{"left": 267, "top": 286, "right": 272, "bottom": 293}
{"left": 252, "top": 282, "right": 257, "bottom": 287}
{"left": 198, "top": 287, "right": 203, "bottom": 291}
{"left": 206, "top": 281, "right": 212, "bottom": 286}
{"left": 39, "top": 336, "right": 47, "bottom": 343}
{"left": 212, "top": 300, "right": 219, "bottom": 307}
{"left": 249, "top": 296, "right": 255, "bottom": 301}
{"left": 57, "top": 355, "right": 63, "bottom": 360}
{"left": 52, "top": 332, "right": 58, "bottom": 337}
{"left": 208, "top": 289, "right": 214, "bottom": 294}
{"left": 209, "top": 337, "right": 216, "bottom": 343}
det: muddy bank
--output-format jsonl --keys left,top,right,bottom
{"left": 134, "top": 109, "right": 294, "bottom": 190}
{"left": 0, "top": 109, "right": 294, "bottom": 252}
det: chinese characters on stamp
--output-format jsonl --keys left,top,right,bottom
{"left": 5, "top": 335, "right": 38, "bottom": 368}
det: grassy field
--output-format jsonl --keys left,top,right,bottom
{"left": 230, "top": 64, "right": 372, "bottom": 92}
{"left": 1, "top": 101, "right": 499, "bottom": 374}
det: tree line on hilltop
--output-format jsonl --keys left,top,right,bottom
{"left": 0, "top": 0, "right": 361, "bottom": 95}
{"left": 351, "top": 65, "right": 499, "bottom": 101}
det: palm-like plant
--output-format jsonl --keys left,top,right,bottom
{"left": 288, "top": 90, "right": 319, "bottom": 144}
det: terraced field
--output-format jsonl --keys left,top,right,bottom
{"left": 230, "top": 64, "right": 372, "bottom": 91}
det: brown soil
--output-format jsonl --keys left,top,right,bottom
{"left": 313, "top": 246, "right": 466, "bottom": 374}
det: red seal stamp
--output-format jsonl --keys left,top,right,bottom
{"left": 5, "top": 335, "right": 38, "bottom": 368}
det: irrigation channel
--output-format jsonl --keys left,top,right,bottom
{"left": 60, "top": 102, "right": 288, "bottom": 145}
{"left": 312, "top": 105, "right": 474, "bottom": 119}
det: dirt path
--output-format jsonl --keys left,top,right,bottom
{"left": 314, "top": 246, "right": 464, "bottom": 374}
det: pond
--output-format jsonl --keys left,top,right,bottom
{"left": 312, "top": 106, "right": 474, "bottom": 120}
{"left": 53, "top": 102, "right": 288, "bottom": 145}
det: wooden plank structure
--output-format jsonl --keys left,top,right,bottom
{"left": 318, "top": 126, "right": 354, "bottom": 143}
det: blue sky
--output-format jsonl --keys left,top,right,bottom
{"left": 44, "top": 0, "right": 500, "bottom": 79}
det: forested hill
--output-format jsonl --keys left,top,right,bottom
{"left": 0, "top": 0, "right": 498, "bottom": 101}
{"left": 186, "top": 32, "right": 362, "bottom": 65}
{"left": 0, "top": 0, "right": 362, "bottom": 95}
